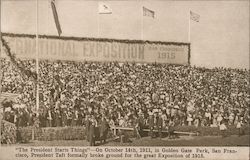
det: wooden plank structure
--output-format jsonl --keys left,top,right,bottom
{"left": 110, "top": 126, "right": 198, "bottom": 136}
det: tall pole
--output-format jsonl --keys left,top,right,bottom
{"left": 0, "top": 0, "right": 2, "bottom": 147}
{"left": 47, "top": 0, "right": 49, "bottom": 34}
{"left": 0, "top": 0, "right": 2, "bottom": 96}
{"left": 188, "top": 11, "right": 191, "bottom": 42}
{"left": 141, "top": 4, "right": 144, "bottom": 40}
{"left": 97, "top": 9, "right": 100, "bottom": 38}
{"left": 36, "top": 0, "right": 39, "bottom": 111}
{"left": 188, "top": 10, "right": 191, "bottom": 65}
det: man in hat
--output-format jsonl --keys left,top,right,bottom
{"left": 138, "top": 112, "right": 145, "bottom": 136}
{"left": 54, "top": 108, "right": 61, "bottom": 127}
{"left": 133, "top": 115, "right": 141, "bottom": 139}
{"left": 46, "top": 108, "right": 53, "bottom": 127}
{"left": 100, "top": 116, "right": 109, "bottom": 144}
{"left": 156, "top": 112, "right": 163, "bottom": 139}
{"left": 61, "top": 110, "right": 67, "bottom": 127}
{"left": 148, "top": 112, "right": 154, "bottom": 138}
{"left": 85, "top": 115, "right": 90, "bottom": 142}
{"left": 219, "top": 120, "right": 227, "bottom": 138}
{"left": 168, "top": 118, "right": 175, "bottom": 139}
{"left": 89, "top": 115, "right": 96, "bottom": 146}
{"left": 236, "top": 118, "right": 243, "bottom": 137}
{"left": 71, "top": 109, "right": 79, "bottom": 126}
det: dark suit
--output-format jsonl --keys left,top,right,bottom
{"left": 138, "top": 116, "right": 144, "bottom": 136}
{"left": 54, "top": 111, "right": 61, "bottom": 127}
{"left": 85, "top": 119, "right": 90, "bottom": 141}
{"left": 148, "top": 115, "right": 154, "bottom": 138}
{"left": 71, "top": 112, "right": 78, "bottom": 126}
{"left": 100, "top": 119, "right": 109, "bottom": 144}
{"left": 157, "top": 116, "right": 163, "bottom": 138}
{"left": 61, "top": 111, "right": 67, "bottom": 127}
{"left": 168, "top": 121, "right": 175, "bottom": 138}
{"left": 89, "top": 123, "right": 95, "bottom": 146}
{"left": 45, "top": 110, "right": 53, "bottom": 127}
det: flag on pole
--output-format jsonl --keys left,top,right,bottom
{"left": 51, "top": 0, "right": 62, "bottom": 36}
{"left": 143, "top": 7, "right": 155, "bottom": 18}
{"left": 190, "top": 11, "right": 200, "bottom": 22}
{"left": 98, "top": 2, "right": 112, "bottom": 14}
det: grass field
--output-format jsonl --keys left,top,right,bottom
{"left": 14, "top": 135, "right": 249, "bottom": 147}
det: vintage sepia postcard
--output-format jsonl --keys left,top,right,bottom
{"left": 0, "top": 0, "right": 249, "bottom": 160}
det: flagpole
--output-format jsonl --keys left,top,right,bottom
{"left": 47, "top": 0, "right": 49, "bottom": 34}
{"left": 141, "top": 5, "right": 144, "bottom": 40}
{"left": 188, "top": 10, "right": 191, "bottom": 66}
{"left": 36, "top": 0, "right": 39, "bottom": 111}
{"left": 0, "top": 0, "right": 2, "bottom": 146}
{"left": 97, "top": 2, "right": 101, "bottom": 38}
{"left": 0, "top": 0, "right": 1, "bottom": 84}
{"left": 98, "top": 10, "right": 100, "bottom": 38}
{"left": 188, "top": 11, "right": 191, "bottom": 42}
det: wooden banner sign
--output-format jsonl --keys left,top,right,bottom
{"left": 1, "top": 33, "right": 190, "bottom": 65}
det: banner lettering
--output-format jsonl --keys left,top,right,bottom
{"left": 2, "top": 34, "right": 190, "bottom": 65}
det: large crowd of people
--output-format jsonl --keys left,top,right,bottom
{"left": 1, "top": 58, "right": 249, "bottom": 136}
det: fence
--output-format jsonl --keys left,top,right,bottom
{"left": 15, "top": 125, "right": 249, "bottom": 143}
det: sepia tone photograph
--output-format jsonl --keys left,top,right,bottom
{"left": 0, "top": 0, "right": 249, "bottom": 153}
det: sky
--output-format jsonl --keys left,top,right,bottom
{"left": 1, "top": 0, "right": 249, "bottom": 69}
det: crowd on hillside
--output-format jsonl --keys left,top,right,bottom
{"left": 1, "top": 59, "right": 249, "bottom": 132}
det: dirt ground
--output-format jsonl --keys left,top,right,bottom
{"left": 13, "top": 135, "right": 249, "bottom": 147}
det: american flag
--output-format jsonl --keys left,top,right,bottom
{"left": 190, "top": 11, "right": 200, "bottom": 22}
{"left": 98, "top": 2, "right": 112, "bottom": 14}
{"left": 143, "top": 7, "right": 155, "bottom": 18}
